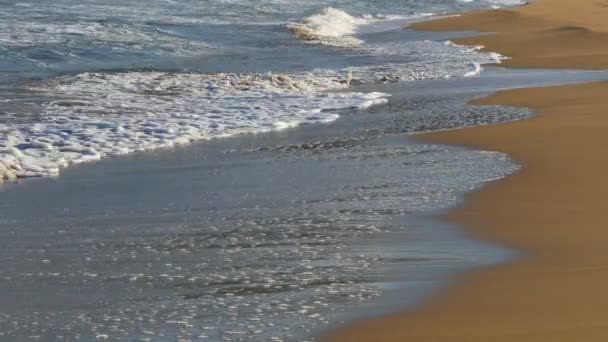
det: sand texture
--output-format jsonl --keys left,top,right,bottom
{"left": 326, "top": 0, "right": 608, "bottom": 340}
{"left": 413, "top": 0, "right": 608, "bottom": 69}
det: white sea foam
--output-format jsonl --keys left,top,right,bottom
{"left": 284, "top": 0, "right": 524, "bottom": 48}
{"left": 287, "top": 7, "right": 373, "bottom": 47}
{"left": 343, "top": 40, "right": 504, "bottom": 82}
{"left": 0, "top": 72, "right": 387, "bottom": 181}
{"left": 0, "top": 36, "right": 506, "bottom": 182}
{"left": 0, "top": 0, "right": 512, "bottom": 183}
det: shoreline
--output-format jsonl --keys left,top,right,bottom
{"left": 4, "top": 64, "right": 562, "bottom": 340}
{"left": 325, "top": 0, "right": 608, "bottom": 340}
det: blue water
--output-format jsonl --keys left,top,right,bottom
{"left": 1, "top": 0, "right": 518, "bottom": 81}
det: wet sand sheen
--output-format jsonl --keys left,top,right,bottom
{"left": 326, "top": 0, "right": 608, "bottom": 340}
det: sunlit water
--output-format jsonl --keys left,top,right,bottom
{"left": 0, "top": 0, "right": 582, "bottom": 341}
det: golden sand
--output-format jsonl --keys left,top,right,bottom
{"left": 325, "top": 0, "right": 608, "bottom": 340}
{"left": 413, "top": 0, "right": 608, "bottom": 69}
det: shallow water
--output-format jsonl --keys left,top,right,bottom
{"left": 3, "top": 67, "right": 608, "bottom": 340}
{"left": 2, "top": 0, "right": 608, "bottom": 341}
{"left": 0, "top": 0, "right": 521, "bottom": 180}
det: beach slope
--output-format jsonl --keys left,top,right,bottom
{"left": 414, "top": 0, "right": 608, "bottom": 69}
{"left": 326, "top": 0, "right": 608, "bottom": 340}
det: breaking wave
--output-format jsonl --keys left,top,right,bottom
{"left": 0, "top": 71, "right": 387, "bottom": 181}
{"left": 0, "top": 34, "right": 505, "bottom": 183}
{"left": 287, "top": 7, "right": 373, "bottom": 47}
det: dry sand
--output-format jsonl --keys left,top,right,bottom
{"left": 325, "top": 0, "right": 608, "bottom": 341}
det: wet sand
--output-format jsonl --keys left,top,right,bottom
{"left": 413, "top": 0, "right": 608, "bottom": 69}
{"left": 326, "top": 0, "right": 608, "bottom": 341}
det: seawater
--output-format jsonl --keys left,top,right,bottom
{"left": 0, "top": 0, "right": 546, "bottom": 341}
{"left": 0, "top": 79, "right": 532, "bottom": 341}
{"left": 0, "top": 0, "right": 522, "bottom": 180}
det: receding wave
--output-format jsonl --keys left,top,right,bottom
{"left": 0, "top": 37, "right": 504, "bottom": 183}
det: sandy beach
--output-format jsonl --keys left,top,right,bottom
{"left": 414, "top": 0, "right": 608, "bottom": 69}
{"left": 325, "top": 0, "right": 608, "bottom": 341}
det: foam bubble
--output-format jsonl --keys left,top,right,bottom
{"left": 337, "top": 40, "right": 504, "bottom": 82}
{"left": 0, "top": 71, "right": 387, "bottom": 182}
{"left": 287, "top": 7, "right": 372, "bottom": 47}
{"left": 0, "top": 36, "right": 506, "bottom": 182}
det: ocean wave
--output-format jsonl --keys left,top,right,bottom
{"left": 285, "top": 0, "right": 524, "bottom": 48}
{"left": 0, "top": 36, "right": 505, "bottom": 182}
{"left": 287, "top": 7, "right": 373, "bottom": 47}
{"left": 0, "top": 71, "right": 387, "bottom": 182}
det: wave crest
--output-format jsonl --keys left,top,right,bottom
{"left": 0, "top": 71, "right": 388, "bottom": 182}
{"left": 287, "top": 7, "right": 370, "bottom": 47}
